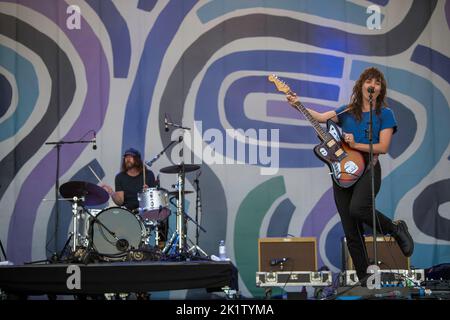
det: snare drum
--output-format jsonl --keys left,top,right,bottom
{"left": 90, "top": 207, "right": 147, "bottom": 257}
{"left": 137, "top": 188, "right": 171, "bottom": 221}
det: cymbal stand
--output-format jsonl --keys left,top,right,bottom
{"left": 70, "top": 196, "right": 84, "bottom": 253}
{"left": 45, "top": 131, "right": 96, "bottom": 258}
{"left": 175, "top": 166, "right": 207, "bottom": 255}
{"left": 163, "top": 115, "right": 191, "bottom": 257}
{"left": 54, "top": 196, "right": 85, "bottom": 262}
{"left": 187, "top": 171, "right": 208, "bottom": 258}
{"left": 176, "top": 163, "right": 187, "bottom": 253}
{"left": 164, "top": 191, "right": 207, "bottom": 257}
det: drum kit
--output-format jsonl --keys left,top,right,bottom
{"left": 57, "top": 163, "right": 204, "bottom": 263}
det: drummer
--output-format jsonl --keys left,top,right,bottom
{"left": 102, "top": 148, "right": 156, "bottom": 211}
{"left": 102, "top": 148, "right": 169, "bottom": 246}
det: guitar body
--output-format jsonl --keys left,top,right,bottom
{"left": 313, "top": 120, "right": 366, "bottom": 188}
{"left": 267, "top": 74, "right": 366, "bottom": 188}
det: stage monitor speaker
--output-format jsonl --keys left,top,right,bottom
{"left": 258, "top": 237, "right": 317, "bottom": 272}
{"left": 342, "top": 236, "right": 410, "bottom": 270}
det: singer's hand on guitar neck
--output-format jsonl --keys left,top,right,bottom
{"left": 286, "top": 93, "right": 297, "bottom": 104}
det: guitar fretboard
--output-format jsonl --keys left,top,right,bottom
{"left": 289, "top": 94, "right": 329, "bottom": 141}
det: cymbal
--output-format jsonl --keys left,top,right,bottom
{"left": 168, "top": 190, "right": 194, "bottom": 196}
{"left": 59, "top": 181, "right": 109, "bottom": 206}
{"left": 160, "top": 164, "right": 200, "bottom": 174}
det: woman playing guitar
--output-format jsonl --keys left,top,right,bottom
{"left": 286, "top": 67, "right": 414, "bottom": 286}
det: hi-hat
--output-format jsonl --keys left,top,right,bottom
{"left": 59, "top": 181, "right": 109, "bottom": 206}
{"left": 160, "top": 164, "right": 200, "bottom": 174}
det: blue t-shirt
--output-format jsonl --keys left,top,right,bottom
{"left": 335, "top": 105, "right": 397, "bottom": 144}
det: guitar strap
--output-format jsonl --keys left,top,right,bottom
{"left": 335, "top": 107, "right": 351, "bottom": 117}
{"left": 325, "top": 106, "right": 351, "bottom": 122}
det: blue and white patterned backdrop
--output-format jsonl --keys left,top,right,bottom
{"left": 1, "top": 0, "right": 450, "bottom": 298}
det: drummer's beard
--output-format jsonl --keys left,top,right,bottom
{"left": 125, "top": 159, "right": 137, "bottom": 170}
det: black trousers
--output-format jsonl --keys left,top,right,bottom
{"left": 332, "top": 160, "right": 395, "bottom": 280}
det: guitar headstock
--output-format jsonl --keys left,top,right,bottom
{"left": 268, "top": 74, "right": 291, "bottom": 94}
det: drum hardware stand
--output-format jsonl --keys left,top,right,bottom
{"left": 45, "top": 131, "right": 96, "bottom": 260}
{"left": 187, "top": 239, "right": 208, "bottom": 258}
{"left": 142, "top": 219, "right": 161, "bottom": 248}
{"left": 0, "top": 238, "right": 7, "bottom": 261}
{"left": 70, "top": 197, "right": 84, "bottom": 253}
{"left": 164, "top": 192, "right": 207, "bottom": 256}
{"left": 161, "top": 115, "right": 196, "bottom": 258}
{"left": 153, "top": 221, "right": 160, "bottom": 248}
{"left": 187, "top": 171, "right": 208, "bottom": 258}
{"left": 176, "top": 162, "right": 187, "bottom": 253}
{"left": 166, "top": 115, "right": 189, "bottom": 256}
{"left": 144, "top": 135, "right": 184, "bottom": 250}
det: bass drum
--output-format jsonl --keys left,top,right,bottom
{"left": 90, "top": 207, "right": 146, "bottom": 258}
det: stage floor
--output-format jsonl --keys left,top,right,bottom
{"left": 0, "top": 260, "right": 238, "bottom": 297}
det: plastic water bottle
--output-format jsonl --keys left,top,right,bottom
{"left": 219, "top": 240, "right": 226, "bottom": 260}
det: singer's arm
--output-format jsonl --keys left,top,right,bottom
{"left": 286, "top": 94, "right": 338, "bottom": 123}
{"left": 306, "top": 109, "right": 338, "bottom": 123}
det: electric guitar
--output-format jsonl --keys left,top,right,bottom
{"left": 268, "top": 74, "right": 365, "bottom": 188}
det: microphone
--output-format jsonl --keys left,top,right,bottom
{"left": 368, "top": 86, "right": 375, "bottom": 94}
{"left": 116, "top": 239, "right": 129, "bottom": 252}
{"left": 92, "top": 131, "right": 97, "bottom": 150}
{"left": 145, "top": 156, "right": 157, "bottom": 167}
{"left": 270, "top": 257, "right": 289, "bottom": 266}
{"left": 164, "top": 114, "right": 169, "bottom": 132}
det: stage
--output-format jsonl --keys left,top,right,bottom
{"left": 0, "top": 260, "right": 238, "bottom": 298}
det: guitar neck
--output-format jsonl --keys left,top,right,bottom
{"left": 289, "top": 95, "right": 329, "bottom": 141}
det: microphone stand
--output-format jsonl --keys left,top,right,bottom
{"left": 368, "top": 89, "right": 378, "bottom": 271}
{"left": 45, "top": 135, "right": 96, "bottom": 261}
{"left": 145, "top": 137, "right": 183, "bottom": 168}
{"left": 194, "top": 173, "right": 201, "bottom": 246}
{"left": 166, "top": 120, "right": 191, "bottom": 131}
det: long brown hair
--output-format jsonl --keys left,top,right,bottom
{"left": 121, "top": 155, "right": 144, "bottom": 173}
{"left": 348, "top": 67, "right": 387, "bottom": 121}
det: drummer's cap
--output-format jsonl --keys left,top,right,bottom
{"left": 123, "top": 148, "right": 141, "bottom": 158}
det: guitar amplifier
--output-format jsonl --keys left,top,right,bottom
{"left": 342, "top": 236, "right": 410, "bottom": 270}
{"left": 258, "top": 237, "right": 317, "bottom": 272}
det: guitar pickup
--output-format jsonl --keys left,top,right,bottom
{"left": 326, "top": 140, "right": 336, "bottom": 148}
{"left": 335, "top": 149, "right": 344, "bottom": 157}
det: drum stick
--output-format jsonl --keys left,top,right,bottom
{"left": 143, "top": 165, "right": 146, "bottom": 189}
{"left": 88, "top": 165, "right": 102, "bottom": 183}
